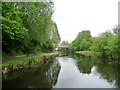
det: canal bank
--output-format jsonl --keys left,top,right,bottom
{"left": 2, "top": 55, "right": 119, "bottom": 88}
{"left": 2, "top": 52, "right": 59, "bottom": 74}
{"left": 75, "top": 51, "right": 95, "bottom": 57}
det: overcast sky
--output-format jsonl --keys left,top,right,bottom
{"left": 52, "top": 0, "right": 119, "bottom": 42}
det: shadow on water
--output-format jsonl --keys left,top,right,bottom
{"left": 2, "top": 58, "right": 61, "bottom": 89}
{"left": 2, "top": 54, "right": 120, "bottom": 88}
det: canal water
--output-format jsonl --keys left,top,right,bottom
{"left": 2, "top": 55, "right": 119, "bottom": 88}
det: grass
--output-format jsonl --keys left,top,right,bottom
{"left": 2, "top": 57, "right": 40, "bottom": 71}
{"left": 3, "top": 52, "right": 59, "bottom": 63}
{"left": 75, "top": 51, "right": 95, "bottom": 57}
{"left": 1, "top": 52, "right": 59, "bottom": 74}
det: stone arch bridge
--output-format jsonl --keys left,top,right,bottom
{"left": 57, "top": 45, "right": 71, "bottom": 56}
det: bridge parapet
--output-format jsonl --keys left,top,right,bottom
{"left": 57, "top": 45, "right": 71, "bottom": 56}
{"left": 57, "top": 45, "right": 70, "bottom": 48}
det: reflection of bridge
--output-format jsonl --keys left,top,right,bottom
{"left": 57, "top": 45, "right": 71, "bottom": 56}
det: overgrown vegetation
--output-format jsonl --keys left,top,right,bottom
{"left": 71, "top": 30, "right": 92, "bottom": 51}
{"left": 1, "top": 2, "right": 61, "bottom": 56}
{"left": 71, "top": 26, "right": 120, "bottom": 61}
{"left": 2, "top": 52, "right": 59, "bottom": 73}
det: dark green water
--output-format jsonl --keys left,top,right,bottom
{"left": 2, "top": 55, "right": 119, "bottom": 88}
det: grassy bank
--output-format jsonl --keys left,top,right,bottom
{"left": 75, "top": 51, "right": 95, "bottom": 57}
{"left": 2, "top": 52, "right": 59, "bottom": 74}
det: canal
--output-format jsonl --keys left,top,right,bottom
{"left": 2, "top": 55, "right": 119, "bottom": 88}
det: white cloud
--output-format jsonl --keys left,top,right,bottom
{"left": 52, "top": 0, "right": 119, "bottom": 42}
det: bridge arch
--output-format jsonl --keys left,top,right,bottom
{"left": 57, "top": 45, "right": 71, "bottom": 56}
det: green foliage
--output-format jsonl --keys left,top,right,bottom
{"left": 75, "top": 51, "right": 93, "bottom": 57}
{"left": 60, "top": 41, "right": 70, "bottom": 46}
{"left": 49, "top": 21, "right": 61, "bottom": 48}
{"left": 91, "top": 29, "right": 119, "bottom": 61}
{"left": 73, "top": 54, "right": 99, "bottom": 74}
{"left": 2, "top": 3, "right": 28, "bottom": 54}
{"left": 58, "top": 48, "right": 68, "bottom": 56}
{"left": 71, "top": 30, "right": 92, "bottom": 51}
{"left": 41, "top": 40, "right": 54, "bottom": 52}
{"left": 2, "top": 2, "right": 61, "bottom": 55}
{"left": 72, "top": 27, "right": 119, "bottom": 61}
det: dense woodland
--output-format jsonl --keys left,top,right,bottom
{"left": 1, "top": 2, "right": 120, "bottom": 62}
{"left": 71, "top": 26, "right": 120, "bottom": 61}
{"left": 1, "top": 2, "right": 61, "bottom": 55}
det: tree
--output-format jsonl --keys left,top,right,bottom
{"left": 72, "top": 27, "right": 119, "bottom": 61}
{"left": 2, "top": 3, "right": 28, "bottom": 54}
{"left": 90, "top": 27, "right": 119, "bottom": 61}
{"left": 2, "top": 2, "right": 61, "bottom": 55}
{"left": 71, "top": 30, "right": 92, "bottom": 51}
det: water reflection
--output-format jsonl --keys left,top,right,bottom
{"left": 97, "top": 60, "right": 119, "bottom": 88}
{"left": 91, "top": 66, "right": 99, "bottom": 75}
{"left": 2, "top": 58, "right": 61, "bottom": 88}
{"left": 2, "top": 55, "right": 119, "bottom": 88}
{"left": 54, "top": 56, "right": 116, "bottom": 88}
{"left": 73, "top": 54, "right": 119, "bottom": 88}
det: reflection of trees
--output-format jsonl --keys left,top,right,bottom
{"left": 46, "top": 59, "right": 61, "bottom": 86}
{"left": 118, "top": 70, "right": 120, "bottom": 88}
{"left": 2, "top": 59, "right": 61, "bottom": 88}
{"left": 73, "top": 54, "right": 98, "bottom": 74}
{"left": 97, "top": 61, "right": 119, "bottom": 88}
{"left": 73, "top": 54, "right": 119, "bottom": 88}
